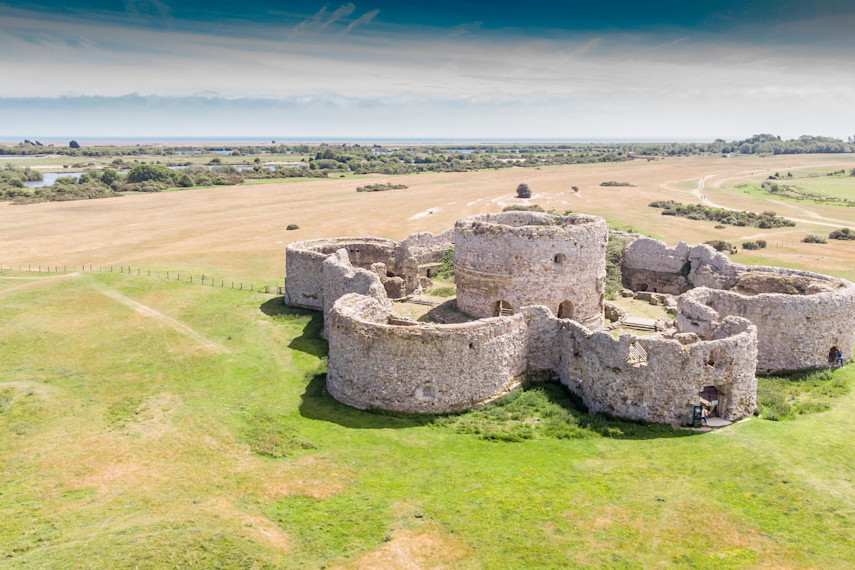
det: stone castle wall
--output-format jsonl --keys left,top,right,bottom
{"left": 286, "top": 233, "right": 453, "bottom": 309}
{"left": 559, "top": 317, "right": 758, "bottom": 425}
{"left": 678, "top": 286, "right": 855, "bottom": 373}
{"left": 326, "top": 293, "right": 533, "bottom": 413}
{"left": 326, "top": 293, "right": 758, "bottom": 423}
{"left": 454, "top": 212, "right": 608, "bottom": 329}
{"left": 624, "top": 236, "right": 855, "bottom": 372}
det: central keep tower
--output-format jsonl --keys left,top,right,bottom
{"left": 453, "top": 211, "right": 608, "bottom": 329}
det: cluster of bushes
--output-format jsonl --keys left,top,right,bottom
{"left": 599, "top": 181, "right": 635, "bottom": 187}
{"left": 759, "top": 179, "right": 855, "bottom": 206}
{"left": 0, "top": 166, "right": 43, "bottom": 197}
{"left": 829, "top": 228, "right": 855, "bottom": 240}
{"left": 503, "top": 204, "right": 545, "bottom": 212}
{"left": 515, "top": 183, "right": 532, "bottom": 198}
{"left": 704, "top": 240, "right": 737, "bottom": 254}
{"left": 802, "top": 234, "right": 828, "bottom": 244}
{"left": 649, "top": 201, "right": 795, "bottom": 228}
{"left": 355, "top": 183, "right": 408, "bottom": 192}
{"left": 741, "top": 240, "right": 768, "bottom": 250}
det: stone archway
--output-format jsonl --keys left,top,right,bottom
{"left": 557, "top": 300, "right": 574, "bottom": 319}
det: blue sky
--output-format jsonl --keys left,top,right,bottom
{"left": 1, "top": 1, "right": 854, "bottom": 140}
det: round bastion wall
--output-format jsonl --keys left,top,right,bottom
{"left": 678, "top": 276, "right": 855, "bottom": 373}
{"left": 326, "top": 293, "right": 532, "bottom": 414}
{"left": 454, "top": 211, "right": 608, "bottom": 329}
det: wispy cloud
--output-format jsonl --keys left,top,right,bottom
{"left": 1, "top": 3, "right": 853, "bottom": 139}
{"left": 344, "top": 9, "right": 379, "bottom": 34}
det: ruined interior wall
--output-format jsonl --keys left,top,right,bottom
{"left": 284, "top": 245, "right": 327, "bottom": 310}
{"left": 454, "top": 212, "right": 608, "bottom": 329}
{"left": 321, "top": 250, "right": 391, "bottom": 338}
{"left": 622, "top": 237, "right": 692, "bottom": 294}
{"left": 326, "top": 294, "right": 534, "bottom": 413}
{"left": 558, "top": 317, "right": 758, "bottom": 425}
{"left": 393, "top": 229, "right": 455, "bottom": 265}
{"left": 679, "top": 286, "right": 855, "bottom": 372}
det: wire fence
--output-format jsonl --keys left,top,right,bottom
{"left": 0, "top": 263, "right": 285, "bottom": 295}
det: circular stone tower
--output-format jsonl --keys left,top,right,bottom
{"left": 453, "top": 211, "right": 608, "bottom": 329}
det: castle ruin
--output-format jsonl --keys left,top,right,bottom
{"left": 284, "top": 211, "right": 855, "bottom": 426}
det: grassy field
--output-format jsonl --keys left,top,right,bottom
{"left": 2, "top": 154, "right": 855, "bottom": 567}
{"left": 1, "top": 269, "right": 854, "bottom": 568}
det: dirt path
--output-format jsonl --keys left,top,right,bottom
{"left": 692, "top": 173, "right": 854, "bottom": 230}
{"left": 94, "top": 287, "right": 230, "bottom": 354}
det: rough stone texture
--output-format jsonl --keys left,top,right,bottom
{"left": 623, "top": 238, "right": 692, "bottom": 294}
{"left": 286, "top": 232, "right": 455, "bottom": 308}
{"left": 393, "top": 229, "right": 455, "bottom": 265}
{"left": 678, "top": 286, "right": 855, "bottom": 373}
{"left": 326, "top": 294, "right": 532, "bottom": 413}
{"left": 625, "top": 236, "right": 855, "bottom": 371}
{"left": 286, "top": 237, "right": 399, "bottom": 309}
{"left": 321, "top": 249, "right": 392, "bottom": 338}
{"left": 559, "top": 316, "right": 758, "bottom": 425}
{"left": 327, "top": 293, "right": 757, "bottom": 424}
{"left": 454, "top": 212, "right": 608, "bottom": 329}
{"left": 603, "top": 301, "right": 628, "bottom": 322}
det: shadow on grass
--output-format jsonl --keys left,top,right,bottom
{"left": 298, "top": 372, "right": 436, "bottom": 430}
{"left": 299, "top": 372, "right": 699, "bottom": 439}
{"left": 259, "top": 297, "right": 327, "bottom": 358}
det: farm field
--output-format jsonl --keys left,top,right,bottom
{"left": 2, "top": 154, "right": 855, "bottom": 567}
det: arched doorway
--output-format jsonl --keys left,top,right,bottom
{"left": 829, "top": 346, "right": 842, "bottom": 366}
{"left": 494, "top": 300, "right": 513, "bottom": 317}
{"left": 557, "top": 300, "right": 574, "bottom": 319}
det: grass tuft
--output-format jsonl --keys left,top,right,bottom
{"left": 757, "top": 368, "right": 850, "bottom": 420}
{"left": 244, "top": 411, "right": 317, "bottom": 458}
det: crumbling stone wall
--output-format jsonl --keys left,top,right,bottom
{"left": 454, "top": 212, "right": 608, "bottom": 329}
{"left": 326, "top": 293, "right": 757, "bottom": 424}
{"left": 678, "top": 285, "right": 855, "bottom": 373}
{"left": 286, "top": 232, "right": 454, "bottom": 307}
{"left": 622, "top": 237, "right": 692, "bottom": 294}
{"left": 326, "top": 293, "right": 534, "bottom": 413}
{"left": 625, "top": 236, "right": 855, "bottom": 371}
{"left": 321, "top": 250, "right": 392, "bottom": 338}
{"left": 559, "top": 316, "right": 758, "bottom": 425}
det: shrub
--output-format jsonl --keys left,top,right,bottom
{"left": 802, "top": 234, "right": 827, "bottom": 244}
{"left": 828, "top": 228, "right": 855, "bottom": 240}
{"left": 704, "top": 240, "right": 735, "bottom": 253}
{"left": 714, "top": 225, "right": 726, "bottom": 229}
{"left": 434, "top": 248, "right": 454, "bottom": 281}
{"left": 756, "top": 239, "right": 767, "bottom": 248}
{"left": 605, "top": 235, "right": 629, "bottom": 299}
{"left": 516, "top": 183, "right": 532, "bottom": 198}
{"left": 286, "top": 224, "right": 300, "bottom": 230}
{"left": 571, "top": 185, "right": 579, "bottom": 192}
{"left": 742, "top": 241, "right": 760, "bottom": 250}
{"left": 600, "top": 181, "right": 635, "bottom": 187}
{"left": 503, "top": 204, "right": 544, "bottom": 212}
{"left": 127, "top": 164, "right": 174, "bottom": 184}
{"left": 355, "top": 183, "right": 408, "bottom": 192}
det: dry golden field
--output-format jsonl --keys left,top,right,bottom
{"left": 2, "top": 154, "right": 855, "bottom": 281}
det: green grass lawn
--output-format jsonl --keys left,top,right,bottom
{"left": 2, "top": 271, "right": 855, "bottom": 568}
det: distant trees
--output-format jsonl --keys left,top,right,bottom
{"left": 127, "top": 164, "right": 173, "bottom": 184}
{"left": 516, "top": 183, "right": 532, "bottom": 198}
{"left": 69, "top": 140, "right": 80, "bottom": 149}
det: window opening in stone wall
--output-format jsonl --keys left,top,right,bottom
{"left": 627, "top": 341, "right": 648, "bottom": 365}
{"left": 416, "top": 385, "right": 436, "bottom": 402}
{"left": 558, "top": 300, "right": 574, "bottom": 319}
{"left": 554, "top": 253, "right": 566, "bottom": 264}
{"left": 495, "top": 300, "right": 513, "bottom": 317}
